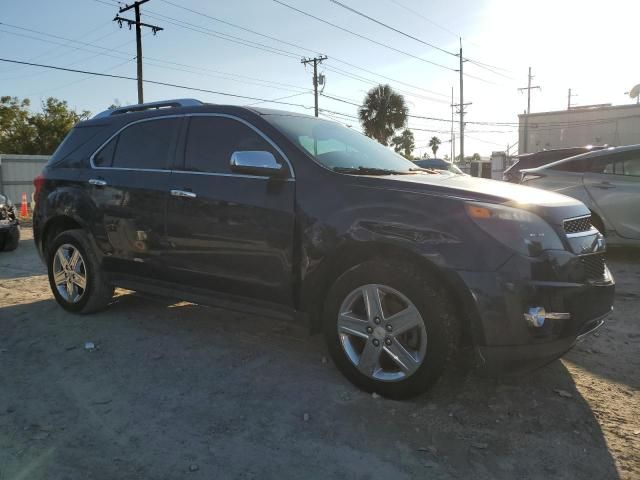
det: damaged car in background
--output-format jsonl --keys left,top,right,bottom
{"left": 0, "top": 193, "right": 20, "bottom": 252}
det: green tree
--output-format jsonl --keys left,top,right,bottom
{"left": 0, "top": 96, "right": 34, "bottom": 154}
{"left": 0, "top": 97, "right": 90, "bottom": 155}
{"left": 391, "top": 128, "right": 415, "bottom": 159}
{"left": 428, "top": 136, "right": 441, "bottom": 157}
{"left": 358, "top": 84, "right": 408, "bottom": 146}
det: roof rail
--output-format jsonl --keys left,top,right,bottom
{"left": 92, "top": 98, "right": 204, "bottom": 119}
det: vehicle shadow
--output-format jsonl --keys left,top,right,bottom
{"left": 0, "top": 294, "right": 621, "bottom": 480}
{"left": 561, "top": 248, "right": 640, "bottom": 390}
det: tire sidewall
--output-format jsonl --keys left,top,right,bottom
{"left": 323, "top": 260, "right": 454, "bottom": 399}
{"left": 47, "top": 230, "right": 96, "bottom": 313}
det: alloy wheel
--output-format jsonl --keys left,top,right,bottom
{"left": 52, "top": 243, "right": 87, "bottom": 303}
{"left": 337, "top": 284, "right": 427, "bottom": 381}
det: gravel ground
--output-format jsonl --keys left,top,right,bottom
{"left": 0, "top": 228, "right": 638, "bottom": 479}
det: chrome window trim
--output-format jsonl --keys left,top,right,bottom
{"left": 89, "top": 112, "right": 295, "bottom": 180}
{"left": 170, "top": 170, "right": 295, "bottom": 182}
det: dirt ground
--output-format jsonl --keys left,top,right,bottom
{"left": 0, "top": 227, "right": 638, "bottom": 480}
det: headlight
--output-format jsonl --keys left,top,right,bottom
{"left": 465, "top": 202, "right": 564, "bottom": 256}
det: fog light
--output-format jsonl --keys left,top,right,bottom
{"left": 524, "top": 307, "right": 546, "bottom": 327}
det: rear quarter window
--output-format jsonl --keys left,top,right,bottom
{"left": 48, "top": 125, "right": 105, "bottom": 166}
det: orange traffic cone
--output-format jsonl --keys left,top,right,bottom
{"left": 20, "top": 192, "right": 29, "bottom": 218}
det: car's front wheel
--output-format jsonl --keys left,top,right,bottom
{"left": 47, "top": 229, "right": 114, "bottom": 314}
{"left": 323, "top": 260, "right": 458, "bottom": 399}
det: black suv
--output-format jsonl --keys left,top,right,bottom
{"left": 33, "top": 99, "right": 615, "bottom": 398}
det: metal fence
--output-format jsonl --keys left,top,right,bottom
{"left": 0, "top": 154, "right": 49, "bottom": 206}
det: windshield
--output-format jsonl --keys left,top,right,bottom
{"left": 267, "top": 114, "right": 417, "bottom": 174}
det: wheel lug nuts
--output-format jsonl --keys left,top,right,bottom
{"left": 366, "top": 326, "right": 373, "bottom": 334}
{"left": 385, "top": 324, "right": 392, "bottom": 332}
{"left": 374, "top": 317, "right": 381, "bottom": 324}
{"left": 373, "top": 339, "right": 380, "bottom": 346}
{"left": 385, "top": 338, "right": 392, "bottom": 346}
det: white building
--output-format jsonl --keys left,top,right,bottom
{"left": 518, "top": 103, "right": 640, "bottom": 154}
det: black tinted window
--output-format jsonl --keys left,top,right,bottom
{"left": 184, "top": 116, "right": 279, "bottom": 174}
{"left": 112, "top": 118, "right": 178, "bottom": 169}
{"left": 94, "top": 137, "right": 117, "bottom": 167}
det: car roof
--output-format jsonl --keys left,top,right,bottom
{"left": 515, "top": 145, "right": 606, "bottom": 159}
{"left": 82, "top": 99, "right": 316, "bottom": 128}
{"left": 524, "top": 144, "right": 640, "bottom": 172}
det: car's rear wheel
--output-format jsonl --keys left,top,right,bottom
{"left": 47, "top": 230, "right": 113, "bottom": 314}
{"left": 323, "top": 260, "right": 458, "bottom": 399}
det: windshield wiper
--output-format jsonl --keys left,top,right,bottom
{"left": 409, "top": 167, "right": 439, "bottom": 174}
{"left": 333, "top": 166, "right": 410, "bottom": 175}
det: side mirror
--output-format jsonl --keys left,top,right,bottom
{"left": 229, "top": 151, "right": 285, "bottom": 177}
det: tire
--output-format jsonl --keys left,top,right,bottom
{"left": 1, "top": 226, "right": 19, "bottom": 252}
{"left": 46, "top": 229, "right": 114, "bottom": 314}
{"left": 323, "top": 259, "right": 458, "bottom": 399}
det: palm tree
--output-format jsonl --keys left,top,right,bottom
{"left": 392, "top": 129, "right": 415, "bottom": 159}
{"left": 428, "top": 136, "right": 441, "bottom": 157}
{"left": 358, "top": 84, "right": 408, "bottom": 145}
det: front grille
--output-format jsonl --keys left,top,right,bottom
{"left": 581, "top": 253, "right": 606, "bottom": 281}
{"left": 564, "top": 216, "right": 592, "bottom": 234}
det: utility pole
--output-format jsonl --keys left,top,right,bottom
{"left": 450, "top": 86, "right": 454, "bottom": 161}
{"left": 518, "top": 66, "right": 540, "bottom": 153}
{"left": 301, "top": 55, "right": 328, "bottom": 117}
{"left": 452, "top": 43, "right": 471, "bottom": 164}
{"left": 567, "top": 88, "right": 577, "bottom": 109}
{"left": 458, "top": 39, "right": 464, "bottom": 162}
{"left": 114, "top": 0, "right": 163, "bottom": 104}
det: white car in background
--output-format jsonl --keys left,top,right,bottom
{"left": 520, "top": 145, "right": 640, "bottom": 247}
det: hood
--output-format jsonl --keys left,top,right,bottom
{"left": 370, "top": 172, "right": 589, "bottom": 225}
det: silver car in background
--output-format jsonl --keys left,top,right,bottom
{"left": 520, "top": 145, "right": 640, "bottom": 247}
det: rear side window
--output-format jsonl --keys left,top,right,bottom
{"left": 111, "top": 118, "right": 179, "bottom": 169}
{"left": 183, "top": 116, "right": 280, "bottom": 174}
{"left": 592, "top": 153, "right": 640, "bottom": 177}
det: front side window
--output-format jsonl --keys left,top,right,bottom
{"left": 111, "top": 118, "right": 179, "bottom": 169}
{"left": 184, "top": 116, "right": 281, "bottom": 174}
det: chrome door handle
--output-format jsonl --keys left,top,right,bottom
{"left": 170, "top": 189, "right": 197, "bottom": 198}
{"left": 88, "top": 178, "right": 107, "bottom": 187}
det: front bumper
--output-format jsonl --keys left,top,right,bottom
{"left": 477, "top": 307, "right": 611, "bottom": 373}
{"left": 457, "top": 250, "right": 615, "bottom": 374}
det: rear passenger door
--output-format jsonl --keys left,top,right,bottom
{"left": 165, "top": 114, "right": 296, "bottom": 306}
{"left": 584, "top": 152, "right": 640, "bottom": 239}
{"left": 84, "top": 116, "right": 181, "bottom": 277}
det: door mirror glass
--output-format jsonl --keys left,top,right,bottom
{"left": 230, "top": 151, "right": 284, "bottom": 177}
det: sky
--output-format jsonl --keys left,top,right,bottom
{"left": 1, "top": 0, "right": 639, "bottom": 157}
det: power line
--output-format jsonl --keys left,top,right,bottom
{"left": 328, "top": 0, "right": 454, "bottom": 56}
{"left": 326, "top": 0, "right": 512, "bottom": 80}
{"left": 140, "top": 0, "right": 453, "bottom": 99}
{"left": 386, "top": 0, "right": 460, "bottom": 40}
{"left": 272, "top": 0, "right": 457, "bottom": 72}
{"left": 0, "top": 57, "right": 316, "bottom": 109}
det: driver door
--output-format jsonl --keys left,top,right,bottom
{"left": 584, "top": 151, "right": 640, "bottom": 239}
